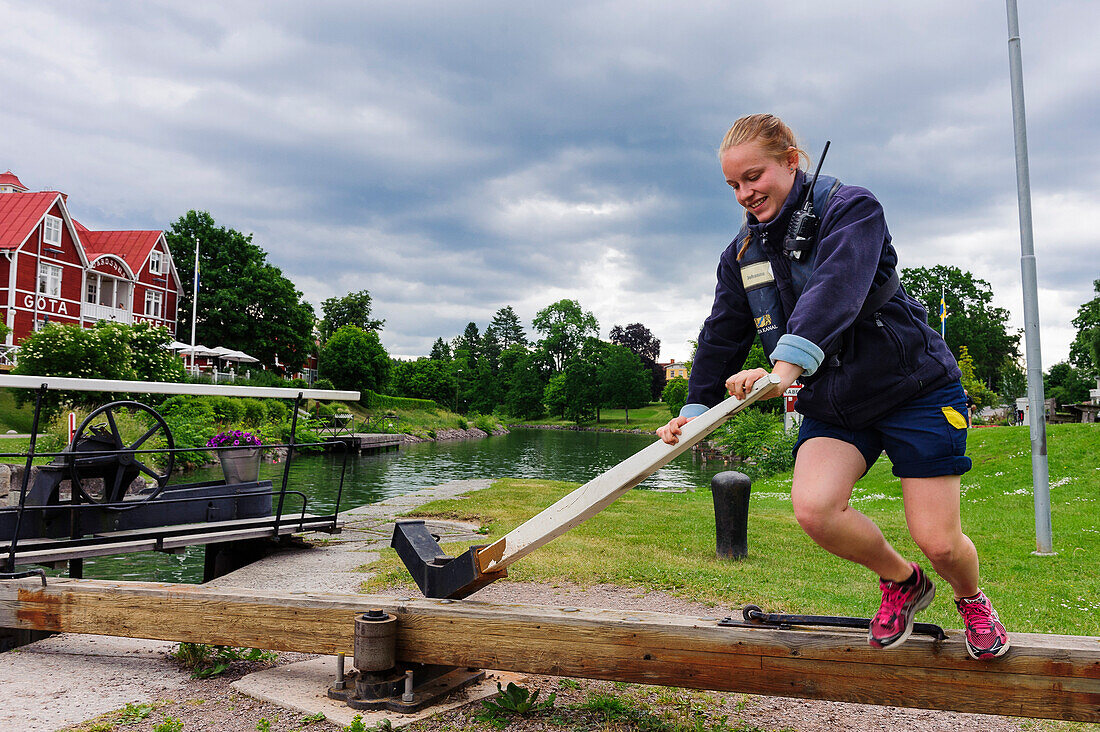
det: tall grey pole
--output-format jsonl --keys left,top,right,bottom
{"left": 190, "top": 234, "right": 200, "bottom": 376}
{"left": 1006, "top": 0, "right": 1053, "bottom": 554}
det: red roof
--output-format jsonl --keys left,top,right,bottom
{"left": 83, "top": 229, "right": 163, "bottom": 270}
{"left": 0, "top": 191, "right": 61, "bottom": 250}
{"left": 0, "top": 171, "right": 27, "bottom": 191}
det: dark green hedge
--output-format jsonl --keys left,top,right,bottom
{"left": 362, "top": 390, "right": 438, "bottom": 411}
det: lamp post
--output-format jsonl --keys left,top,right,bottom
{"left": 1005, "top": 0, "right": 1052, "bottom": 555}
{"left": 454, "top": 368, "right": 462, "bottom": 413}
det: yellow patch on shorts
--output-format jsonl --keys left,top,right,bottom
{"left": 941, "top": 406, "right": 968, "bottom": 429}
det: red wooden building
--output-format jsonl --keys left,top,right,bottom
{"left": 0, "top": 171, "right": 181, "bottom": 360}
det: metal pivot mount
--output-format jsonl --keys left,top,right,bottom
{"left": 328, "top": 608, "right": 484, "bottom": 712}
{"left": 391, "top": 375, "right": 782, "bottom": 599}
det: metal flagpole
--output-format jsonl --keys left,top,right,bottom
{"left": 1005, "top": 0, "right": 1053, "bottom": 555}
{"left": 940, "top": 284, "right": 946, "bottom": 338}
{"left": 190, "top": 234, "right": 200, "bottom": 376}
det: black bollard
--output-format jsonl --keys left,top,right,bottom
{"left": 711, "top": 471, "right": 751, "bottom": 560}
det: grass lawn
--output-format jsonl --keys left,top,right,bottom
{"left": 363, "top": 423, "right": 1100, "bottom": 637}
{"left": 517, "top": 401, "right": 673, "bottom": 432}
{"left": 341, "top": 400, "right": 503, "bottom": 439}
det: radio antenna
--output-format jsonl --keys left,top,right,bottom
{"left": 803, "top": 140, "right": 831, "bottom": 208}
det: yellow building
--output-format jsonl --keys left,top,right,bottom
{"left": 663, "top": 359, "right": 688, "bottom": 381}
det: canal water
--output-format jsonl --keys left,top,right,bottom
{"left": 80, "top": 428, "right": 732, "bottom": 583}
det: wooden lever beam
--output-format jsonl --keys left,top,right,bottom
{"left": 1, "top": 578, "right": 1097, "bottom": 722}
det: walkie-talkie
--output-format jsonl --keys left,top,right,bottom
{"left": 783, "top": 140, "right": 831, "bottom": 262}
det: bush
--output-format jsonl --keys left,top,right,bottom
{"left": 362, "top": 390, "right": 437, "bottom": 411}
{"left": 717, "top": 408, "right": 782, "bottom": 461}
{"left": 662, "top": 377, "right": 688, "bottom": 417}
{"left": 473, "top": 413, "right": 497, "bottom": 434}
{"left": 283, "top": 418, "right": 325, "bottom": 452}
{"left": 161, "top": 410, "right": 214, "bottom": 470}
{"left": 312, "top": 378, "right": 335, "bottom": 391}
{"left": 207, "top": 395, "right": 243, "bottom": 424}
{"left": 714, "top": 408, "right": 796, "bottom": 480}
{"left": 239, "top": 398, "right": 266, "bottom": 427}
{"left": 158, "top": 395, "right": 214, "bottom": 423}
{"left": 240, "top": 370, "right": 285, "bottom": 388}
{"left": 263, "top": 399, "right": 289, "bottom": 423}
{"left": 751, "top": 427, "right": 798, "bottom": 478}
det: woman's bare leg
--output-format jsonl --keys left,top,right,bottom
{"left": 901, "top": 475, "right": 980, "bottom": 599}
{"left": 791, "top": 437, "right": 912, "bottom": 581}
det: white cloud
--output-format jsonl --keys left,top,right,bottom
{"left": 1, "top": 0, "right": 1096, "bottom": 371}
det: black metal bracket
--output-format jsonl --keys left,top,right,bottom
{"left": 722, "top": 603, "right": 947, "bottom": 641}
{"left": 390, "top": 520, "right": 505, "bottom": 599}
{"left": 0, "top": 568, "right": 46, "bottom": 586}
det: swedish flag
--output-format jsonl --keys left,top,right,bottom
{"left": 939, "top": 295, "right": 947, "bottom": 337}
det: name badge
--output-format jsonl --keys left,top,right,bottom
{"left": 740, "top": 261, "right": 775, "bottom": 291}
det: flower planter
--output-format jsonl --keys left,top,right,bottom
{"left": 219, "top": 447, "right": 262, "bottom": 484}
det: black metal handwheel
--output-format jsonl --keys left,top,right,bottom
{"left": 67, "top": 401, "right": 175, "bottom": 509}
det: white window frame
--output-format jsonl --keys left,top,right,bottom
{"left": 43, "top": 215, "right": 62, "bottom": 247}
{"left": 149, "top": 250, "right": 163, "bottom": 274}
{"left": 144, "top": 290, "right": 163, "bottom": 318}
{"left": 86, "top": 280, "right": 99, "bottom": 304}
{"left": 38, "top": 263, "right": 63, "bottom": 298}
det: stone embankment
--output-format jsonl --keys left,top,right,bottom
{"left": 400, "top": 426, "right": 508, "bottom": 443}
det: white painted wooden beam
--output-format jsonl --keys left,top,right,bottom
{"left": 0, "top": 374, "right": 359, "bottom": 401}
{"left": 475, "top": 373, "right": 781, "bottom": 573}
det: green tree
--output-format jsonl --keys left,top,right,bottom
{"left": 1069, "top": 279, "right": 1100, "bottom": 380}
{"left": 13, "top": 322, "right": 185, "bottom": 419}
{"left": 319, "top": 289, "right": 384, "bottom": 342}
{"left": 957, "top": 345, "right": 997, "bottom": 408}
{"left": 390, "top": 357, "right": 454, "bottom": 404}
{"left": 532, "top": 299, "right": 599, "bottom": 372}
{"left": 900, "top": 265, "right": 1019, "bottom": 388}
{"left": 1044, "top": 362, "right": 1091, "bottom": 406}
{"left": 167, "top": 210, "right": 316, "bottom": 374}
{"left": 662, "top": 377, "right": 689, "bottom": 417}
{"left": 481, "top": 325, "right": 502, "bottom": 376}
{"left": 318, "top": 325, "right": 390, "bottom": 393}
{"left": 560, "top": 354, "right": 600, "bottom": 422}
{"left": 503, "top": 350, "right": 546, "bottom": 420}
{"left": 610, "top": 322, "right": 664, "bottom": 400}
{"left": 454, "top": 322, "right": 481, "bottom": 367}
{"left": 598, "top": 343, "right": 651, "bottom": 422}
{"left": 490, "top": 306, "right": 528, "bottom": 349}
{"left": 543, "top": 372, "right": 568, "bottom": 418}
{"left": 429, "top": 338, "right": 452, "bottom": 361}
{"left": 997, "top": 357, "right": 1028, "bottom": 401}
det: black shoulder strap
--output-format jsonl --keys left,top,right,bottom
{"left": 810, "top": 175, "right": 899, "bottom": 319}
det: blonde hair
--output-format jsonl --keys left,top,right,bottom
{"left": 720, "top": 113, "right": 806, "bottom": 166}
{"left": 721, "top": 114, "right": 807, "bottom": 260}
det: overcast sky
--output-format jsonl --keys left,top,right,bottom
{"left": 2, "top": 1, "right": 1096, "bottom": 367}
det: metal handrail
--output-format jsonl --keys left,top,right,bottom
{"left": 1, "top": 383, "right": 355, "bottom": 577}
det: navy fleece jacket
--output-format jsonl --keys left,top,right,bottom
{"left": 684, "top": 171, "right": 959, "bottom": 430}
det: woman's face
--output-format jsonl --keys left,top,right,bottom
{"left": 720, "top": 142, "right": 798, "bottom": 223}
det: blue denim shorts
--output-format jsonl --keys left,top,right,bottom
{"left": 793, "top": 381, "right": 972, "bottom": 478}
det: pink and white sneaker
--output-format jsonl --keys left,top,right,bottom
{"left": 956, "top": 591, "right": 1010, "bottom": 660}
{"left": 869, "top": 563, "right": 936, "bottom": 649}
